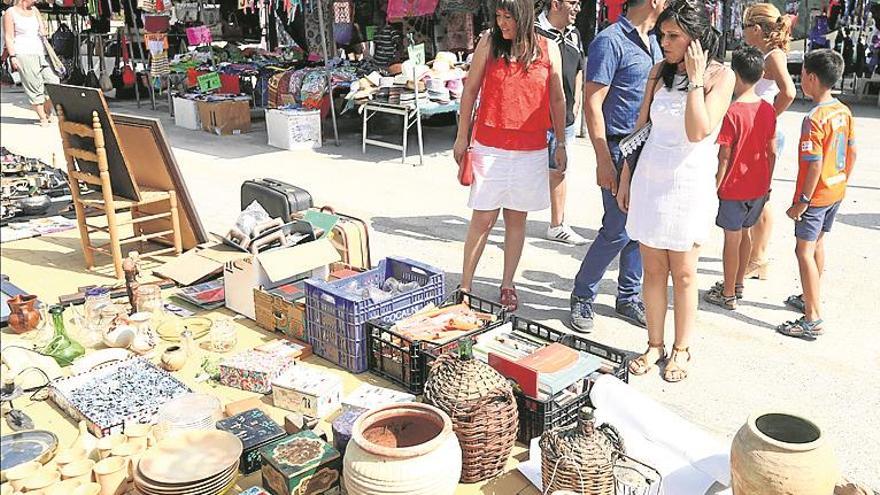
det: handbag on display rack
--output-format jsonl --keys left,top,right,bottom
{"left": 84, "top": 35, "right": 101, "bottom": 88}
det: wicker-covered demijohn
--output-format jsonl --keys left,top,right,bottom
{"left": 423, "top": 340, "right": 518, "bottom": 483}
{"left": 540, "top": 407, "right": 624, "bottom": 495}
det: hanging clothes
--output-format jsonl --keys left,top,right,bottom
{"left": 386, "top": 0, "right": 439, "bottom": 21}
{"left": 440, "top": 12, "right": 473, "bottom": 52}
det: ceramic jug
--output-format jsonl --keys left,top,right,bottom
{"left": 7, "top": 294, "right": 40, "bottom": 334}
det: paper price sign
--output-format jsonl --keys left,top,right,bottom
{"left": 407, "top": 43, "right": 425, "bottom": 66}
{"left": 197, "top": 72, "right": 221, "bottom": 92}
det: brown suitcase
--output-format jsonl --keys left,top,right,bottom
{"left": 319, "top": 206, "right": 372, "bottom": 270}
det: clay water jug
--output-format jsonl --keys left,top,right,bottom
{"left": 731, "top": 412, "right": 839, "bottom": 495}
{"left": 7, "top": 294, "right": 40, "bottom": 334}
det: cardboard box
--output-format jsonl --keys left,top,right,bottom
{"left": 266, "top": 108, "right": 322, "bottom": 150}
{"left": 216, "top": 408, "right": 287, "bottom": 474}
{"left": 219, "top": 349, "right": 293, "bottom": 394}
{"left": 341, "top": 383, "right": 415, "bottom": 414}
{"left": 173, "top": 96, "right": 202, "bottom": 130}
{"left": 224, "top": 238, "right": 340, "bottom": 320}
{"left": 254, "top": 282, "right": 307, "bottom": 341}
{"left": 260, "top": 430, "right": 342, "bottom": 495}
{"left": 272, "top": 364, "right": 342, "bottom": 419}
{"left": 197, "top": 99, "right": 251, "bottom": 135}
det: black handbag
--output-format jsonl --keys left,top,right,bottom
{"left": 50, "top": 23, "right": 77, "bottom": 59}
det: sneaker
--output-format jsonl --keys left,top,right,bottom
{"left": 615, "top": 300, "right": 647, "bottom": 328}
{"left": 569, "top": 295, "right": 594, "bottom": 333}
{"left": 547, "top": 224, "right": 588, "bottom": 246}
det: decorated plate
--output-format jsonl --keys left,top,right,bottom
{"left": 156, "top": 317, "right": 213, "bottom": 342}
{"left": 0, "top": 430, "right": 58, "bottom": 472}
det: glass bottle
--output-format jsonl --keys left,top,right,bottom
{"left": 136, "top": 284, "right": 164, "bottom": 324}
{"left": 42, "top": 305, "right": 85, "bottom": 367}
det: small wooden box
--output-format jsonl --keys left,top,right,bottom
{"left": 254, "top": 281, "right": 307, "bottom": 341}
{"left": 260, "top": 430, "right": 342, "bottom": 495}
{"left": 271, "top": 365, "right": 342, "bottom": 419}
{"left": 216, "top": 408, "right": 286, "bottom": 474}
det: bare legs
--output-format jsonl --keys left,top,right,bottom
{"left": 795, "top": 234, "right": 824, "bottom": 322}
{"left": 460, "top": 209, "right": 500, "bottom": 292}
{"left": 460, "top": 208, "right": 528, "bottom": 293}
{"left": 722, "top": 229, "right": 752, "bottom": 295}
{"left": 748, "top": 207, "right": 773, "bottom": 275}
{"left": 549, "top": 173, "right": 566, "bottom": 228}
{"left": 33, "top": 98, "right": 54, "bottom": 125}
{"left": 634, "top": 244, "right": 699, "bottom": 380}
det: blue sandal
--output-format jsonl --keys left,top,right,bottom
{"left": 777, "top": 316, "right": 824, "bottom": 341}
{"left": 784, "top": 294, "right": 805, "bottom": 313}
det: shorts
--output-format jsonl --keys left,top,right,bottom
{"left": 716, "top": 195, "right": 769, "bottom": 230}
{"left": 794, "top": 201, "right": 842, "bottom": 241}
{"left": 548, "top": 124, "right": 576, "bottom": 170}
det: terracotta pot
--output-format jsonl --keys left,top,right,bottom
{"left": 343, "top": 402, "right": 461, "bottom": 495}
{"left": 7, "top": 295, "right": 40, "bottom": 334}
{"left": 731, "top": 412, "right": 839, "bottom": 495}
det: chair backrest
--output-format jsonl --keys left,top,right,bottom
{"left": 57, "top": 109, "right": 112, "bottom": 194}
{"left": 46, "top": 83, "right": 141, "bottom": 201}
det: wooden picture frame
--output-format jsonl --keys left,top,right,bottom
{"left": 111, "top": 114, "right": 209, "bottom": 250}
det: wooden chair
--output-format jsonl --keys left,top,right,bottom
{"left": 57, "top": 107, "right": 183, "bottom": 279}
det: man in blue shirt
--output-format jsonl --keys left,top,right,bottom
{"left": 569, "top": 0, "right": 665, "bottom": 332}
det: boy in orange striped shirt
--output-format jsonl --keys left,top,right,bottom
{"left": 778, "top": 49, "right": 856, "bottom": 340}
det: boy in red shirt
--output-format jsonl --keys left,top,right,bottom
{"left": 705, "top": 47, "right": 777, "bottom": 310}
{"left": 778, "top": 49, "right": 856, "bottom": 340}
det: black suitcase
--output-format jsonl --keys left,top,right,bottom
{"left": 241, "top": 179, "right": 313, "bottom": 222}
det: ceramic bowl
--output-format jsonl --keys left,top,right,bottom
{"left": 54, "top": 447, "right": 88, "bottom": 468}
{"left": 70, "top": 483, "right": 101, "bottom": 495}
{"left": 5, "top": 461, "right": 42, "bottom": 490}
{"left": 47, "top": 478, "right": 85, "bottom": 495}
{"left": 19, "top": 469, "right": 60, "bottom": 495}
{"left": 101, "top": 325, "right": 135, "bottom": 349}
{"left": 95, "top": 435, "right": 125, "bottom": 459}
{"left": 1, "top": 482, "right": 13, "bottom": 495}
{"left": 60, "top": 459, "right": 94, "bottom": 482}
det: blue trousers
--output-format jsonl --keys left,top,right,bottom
{"left": 572, "top": 141, "right": 642, "bottom": 303}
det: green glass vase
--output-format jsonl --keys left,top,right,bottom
{"left": 42, "top": 305, "right": 85, "bottom": 367}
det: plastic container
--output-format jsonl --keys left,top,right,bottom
{"left": 367, "top": 289, "right": 506, "bottom": 394}
{"left": 305, "top": 257, "right": 445, "bottom": 373}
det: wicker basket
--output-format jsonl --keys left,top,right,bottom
{"left": 539, "top": 407, "right": 623, "bottom": 495}
{"left": 423, "top": 343, "right": 518, "bottom": 483}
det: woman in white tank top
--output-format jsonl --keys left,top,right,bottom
{"left": 740, "top": 3, "right": 796, "bottom": 280}
{"left": 2, "top": 0, "right": 59, "bottom": 126}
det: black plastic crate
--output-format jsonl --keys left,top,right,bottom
{"left": 509, "top": 316, "right": 629, "bottom": 444}
{"left": 367, "top": 289, "right": 507, "bottom": 394}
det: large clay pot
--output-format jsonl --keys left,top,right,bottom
{"left": 343, "top": 402, "right": 462, "bottom": 495}
{"left": 731, "top": 412, "right": 839, "bottom": 495}
{"left": 7, "top": 294, "right": 40, "bottom": 334}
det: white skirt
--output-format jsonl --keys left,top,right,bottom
{"left": 467, "top": 140, "right": 550, "bottom": 212}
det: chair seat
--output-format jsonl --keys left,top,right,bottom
{"left": 76, "top": 188, "right": 172, "bottom": 209}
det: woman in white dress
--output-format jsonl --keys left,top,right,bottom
{"left": 453, "top": 0, "right": 567, "bottom": 311}
{"left": 616, "top": 0, "right": 735, "bottom": 382}
{"left": 742, "top": 3, "right": 796, "bottom": 281}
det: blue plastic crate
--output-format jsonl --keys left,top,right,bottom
{"left": 305, "top": 257, "right": 445, "bottom": 373}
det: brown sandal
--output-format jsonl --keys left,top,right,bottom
{"left": 629, "top": 342, "right": 666, "bottom": 376}
{"left": 664, "top": 346, "right": 692, "bottom": 383}
{"left": 500, "top": 287, "right": 518, "bottom": 312}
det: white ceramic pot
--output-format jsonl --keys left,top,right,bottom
{"left": 343, "top": 402, "right": 461, "bottom": 495}
{"left": 101, "top": 325, "right": 135, "bottom": 349}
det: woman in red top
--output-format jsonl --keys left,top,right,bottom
{"left": 454, "top": 0, "right": 567, "bottom": 311}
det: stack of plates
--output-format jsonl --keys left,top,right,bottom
{"left": 153, "top": 393, "right": 222, "bottom": 441}
{"left": 134, "top": 430, "right": 242, "bottom": 495}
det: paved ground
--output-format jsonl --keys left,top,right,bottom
{"left": 2, "top": 87, "right": 879, "bottom": 490}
